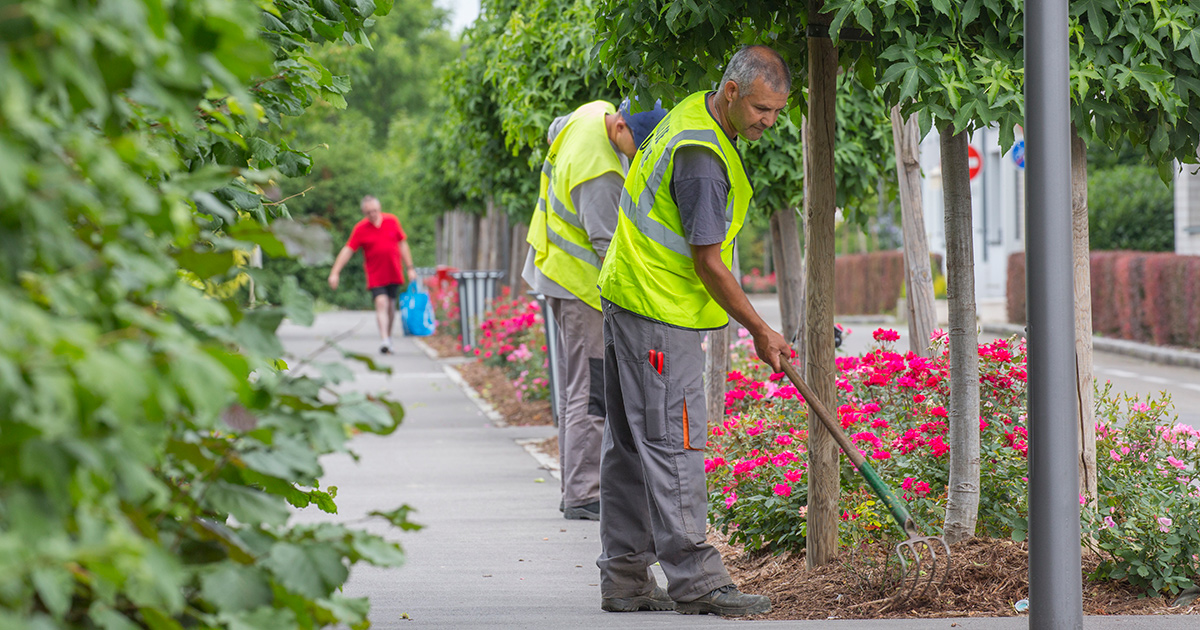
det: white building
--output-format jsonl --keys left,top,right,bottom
{"left": 918, "top": 127, "right": 1028, "bottom": 300}
{"left": 1175, "top": 161, "right": 1200, "bottom": 255}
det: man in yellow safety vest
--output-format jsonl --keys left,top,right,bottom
{"left": 595, "top": 45, "right": 791, "bottom": 616}
{"left": 522, "top": 99, "right": 667, "bottom": 524}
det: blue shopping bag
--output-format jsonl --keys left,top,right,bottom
{"left": 399, "top": 283, "right": 437, "bottom": 337}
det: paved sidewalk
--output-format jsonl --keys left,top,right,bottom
{"left": 279, "top": 311, "right": 1195, "bottom": 629}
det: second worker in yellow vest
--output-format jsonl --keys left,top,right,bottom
{"left": 522, "top": 98, "right": 667, "bottom": 523}
{"left": 595, "top": 45, "right": 792, "bottom": 616}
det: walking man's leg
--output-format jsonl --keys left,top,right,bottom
{"left": 372, "top": 284, "right": 398, "bottom": 353}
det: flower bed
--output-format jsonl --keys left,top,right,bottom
{"left": 708, "top": 327, "right": 1200, "bottom": 598}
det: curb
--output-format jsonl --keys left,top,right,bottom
{"left": 981, "top": 323, "right": 1200, "bottom": 370}
{"left": 415, "top": 336, "right": 507, "bottom": 426}
{"left": 516, "top": 437, "right": 562, "bottom": 481}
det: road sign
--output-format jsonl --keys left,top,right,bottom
{"left": 968, "top": 145, "right": 983, "bottom": 180}
{"left": 1012, "top": 139, "right": 1026, "bottom": 169}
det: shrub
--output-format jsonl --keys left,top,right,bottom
{"left": 1009, "top": 251, "right": 1200, "bottom": 348}
{"left": 466, "top": 291, "right": 551, "bottom": 402}
{"left": 708, "top": 330, "right": 1200, "bottom": 596}
{"left": 1088, "top": 165, "right": 1174, "bottom": 252}
{"left": 1084, "top": 388, "right": 1200, "bottom": 596}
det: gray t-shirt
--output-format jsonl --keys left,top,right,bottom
{"left": 670, "top": 145, "right": 729, "bottom": 247}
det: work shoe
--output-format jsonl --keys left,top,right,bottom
{"left": 676, "top": 585, "right": 771, "bottom": 616}
{"left": 601, "top": 585, "right": 674, "bottom": 612}
{"left": 563, "top": 500, "right": 599, "bottom": 521}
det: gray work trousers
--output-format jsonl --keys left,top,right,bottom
{"left": 547, "top": 297, "right": 605, "bottom": 508}
{"left": 596, "top": 299, "right": 733, "bottom": 602}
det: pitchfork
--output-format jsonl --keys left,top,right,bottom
{"left": 778, "top": 360, "right": 951, "bottom": 604}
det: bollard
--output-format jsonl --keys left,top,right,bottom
{"left": 529, "top": 292, "right": 561, "bottom": 427}
{"left": 450, "top": 270, "right": 505, "bottom": 350}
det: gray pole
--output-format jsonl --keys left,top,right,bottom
{"left": 1025, "top": 1, "right": 1083, "bottom": 628}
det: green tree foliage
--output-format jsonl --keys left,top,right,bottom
{"left": 487, "top": 0, "right": 615, "bottom": 161}
{"left": 827, "top": 0, "right": 1200, "bottom": 179}
{"left": 1088, "top": 166, "right": 1175, "bottom": 251}
{"left": 595, "top": 1, "right": 891, "bottom": 218}
{"left": 263, "top": 1, "right": 459, "bottom": 308}
{"left": 0, "top": 1, "right": 416, "bottom": 627}
{"left": 426, "top": 0, "right": 613, "bottom": 225}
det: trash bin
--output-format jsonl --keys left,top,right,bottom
{"left": 529, "top": 291, "right": 561, "bottom": 427}
{"left": 412, "top": 266, "right": 437, "bottom": 288}
{"left": 450, "top": 270, "right": 505, "bottom": 351}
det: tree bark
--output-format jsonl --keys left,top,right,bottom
{"left": 705, "top": 327, "right": 730, "bottom": 426}
{"left": 435, "top": 214, "right": 445, "bottom": 266}
{"left": 940, "top": 127, "right": 981, "bottom": 545}
{"left": 805, "top": 0, "right": 840, "bottom": 568}
{"left": 771, "top": 208, "right": 806, "bottom": 365}
{"left": 1071, "top": 124, "right": 1098, "bottom": 503}
{"left": 509, "top": 222, "right": 530, "bottom": 295}
{"left": 892, "top": 106, "right": 937, "bottom": 356}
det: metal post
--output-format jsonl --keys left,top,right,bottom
{"left": 1025, "top": 1, "right": 1083, "bottom": 628}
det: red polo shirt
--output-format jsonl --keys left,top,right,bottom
{"left": 347, "top": 213, "right": 406, "bottom": 288}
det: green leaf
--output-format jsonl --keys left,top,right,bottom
{"left": 175, "top": 249, "right": 237, "bottom": 280}
{"left": 276, "top": 150, "right": 312, "bottom": 178}
{"left": 31, "top": 567, "right": 73, "bottom": 619}
{"left": 222, "top": 607, "right": 298, "bottom": 630}
{"left": 200, "top": 564, "right": 273, "bottom": 612}
{"left": 265, "top": 543, "right": 349, "bottom": 598}
{"left": 205, "top": 482, "right": 291, "bottom": 526}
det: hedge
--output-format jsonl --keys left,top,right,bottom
{"left": 834, "top": 251, "right": 943, "bottom": 315}
{"left": 1007, "top": 251, "right": 1200, "bottom": 349}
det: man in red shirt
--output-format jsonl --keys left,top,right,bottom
{"left": 328, "top": 195, "right": 416, "bottom": 354}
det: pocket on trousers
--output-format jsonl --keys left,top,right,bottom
{"left": 643, "top": 365, "right": 668, "bottom": 442}
{"left": 682, "top": 384, "right": 707, "bottom": 451}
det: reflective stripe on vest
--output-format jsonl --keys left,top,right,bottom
{"left": 597, "top": 91, "right": 753, "bottom": 330}
{"left": 527, "top": 101, "right": 623, "bottom": 309}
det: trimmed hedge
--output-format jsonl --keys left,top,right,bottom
{"left": 834, "top": 251, "right": 943, "bottom": 315}
{"left": 1007, "top": 251, "right": 1200, "bottom": 348}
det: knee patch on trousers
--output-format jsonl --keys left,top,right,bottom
{"left": 588, "top": 357, "right": 606, "bottom": 417}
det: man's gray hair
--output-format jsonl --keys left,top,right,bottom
{"left": 719, "top": 45, "right": 792, "bottom": 96}
{"left": 361, "top": 195, "right": 380, "bottom": 208}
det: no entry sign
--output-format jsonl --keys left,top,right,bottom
{"left": 968, "top": 145, "right": 983, "bottom": 181}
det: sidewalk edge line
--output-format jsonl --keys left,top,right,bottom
{"left": 411, "top": 337, "right": 440, "bottom": 361}
{"left": 515, "top": 438, "right": 562, "bottom": 481}
{"left": 441, "top": 363, "right": 507, "bottom": 426}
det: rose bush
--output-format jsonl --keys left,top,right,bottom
{"left": 464, "top": 289, "right": 551, "bottom": 403}
{"left": 708, "top": 328, "right": 1199, "bottom": 596}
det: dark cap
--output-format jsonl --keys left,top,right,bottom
{"left": 619, "top": 97, "right": 668, "bottom": 149}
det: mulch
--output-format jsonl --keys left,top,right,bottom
{"left": 423, "top": 333, "right": 553, "bottom": 427}
{"left": 712, "top": 531, "right": 1199, "bottom": 620}
{"left": 425, "top": 331, "right": 1196, "bottom": 620}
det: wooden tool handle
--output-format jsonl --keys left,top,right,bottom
{"left": 778, "top": 359, "right": 867, "bottom": 469}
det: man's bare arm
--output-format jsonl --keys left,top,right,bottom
{"left": 400, "top": 240, "right": 416, "bottom": 282}
{"left": 691, "top": 242, "right": 789, "bottom": 371}
{"left": 328, "top": 246, "right": 355, "bottom": 290}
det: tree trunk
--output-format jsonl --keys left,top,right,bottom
{"left": 804, "top": 0, "right": 840, "bottom": 568}
{"left": 892, "top": 107, "right": 937, "bottom": 356}
{"left": 705, "top": 327, "right": 729, "bottom": 425}
{"left": 509, "top": 222, "right": 530, "bottom": 296}
{"left": 771, "top": 208, "right": 806, "bottom": 365}
{"left": 1071, "top": 124, "right": 1098, "bottom": 503}
{"left": 435, "top": 214, "right": 445, "bottom": 266}
{"left": 940, "top": 127, "right": 981, "bottom": 545}
{"left": 479, "top": 198, "right": 497, "bottom": 270}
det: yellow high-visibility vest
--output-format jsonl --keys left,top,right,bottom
{"left": 597, "top": 91, "right": 752, "bottom": 329}
{"left": 526, "top": 100, "right": 624, "bottom": 309}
